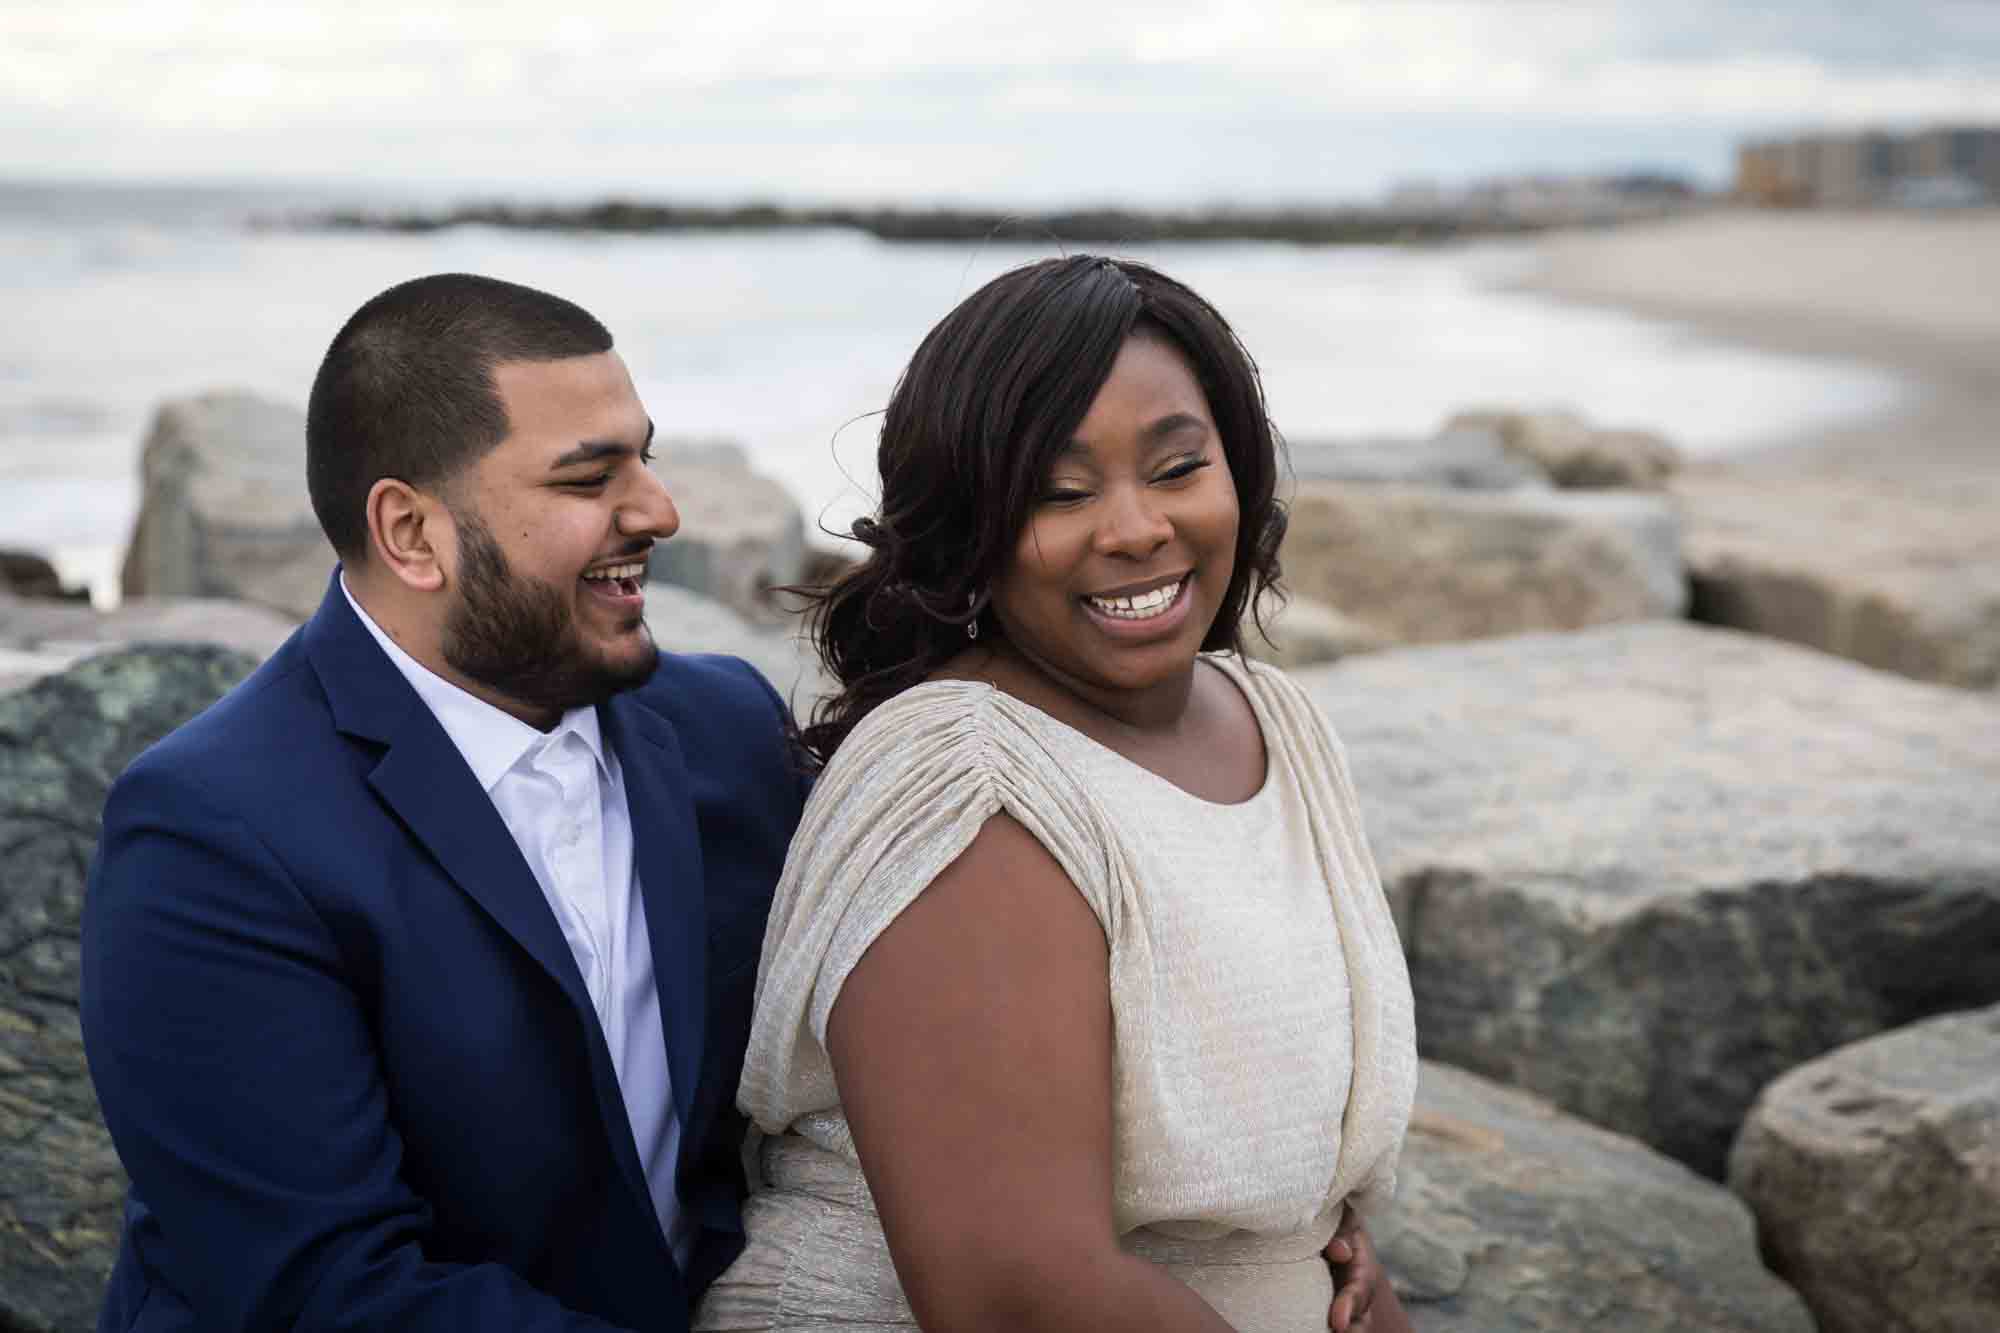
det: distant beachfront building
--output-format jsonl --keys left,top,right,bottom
{"left": 1384, "top": 171, "right": 1696, "bottom": 224}
{"left": 1737, "top": 126, "right": 2000, "bottom": 207}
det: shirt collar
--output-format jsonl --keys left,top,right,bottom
{"left": 340, "top": 573, "right": 607, "bottom": 792}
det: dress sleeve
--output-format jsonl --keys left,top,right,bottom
{"left": 737, "top": 684, "right": 1116, "bottom": 1133}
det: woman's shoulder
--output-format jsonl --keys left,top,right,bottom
{"left": 811, "top": 677, "right": 1070, "bottom": 800}
{"left": 824, "top": 677, "right": 996, "bottom": 765}
{"left": 1202, "top": 651, "right": 1325, "bottom": 731}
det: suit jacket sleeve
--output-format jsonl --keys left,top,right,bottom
{"left": 81, "top": 760, "right": 640, "bottom": 1333}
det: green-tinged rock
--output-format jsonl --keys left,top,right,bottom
{"left": 0, "top": 645, "right": 254, "bottom": 1333}
{"left": 1388, "top": 1061, "right": 1813, "bottom": 1332}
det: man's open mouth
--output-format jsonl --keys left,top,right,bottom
{"left": 581, "top": 560, "right": 647, "bottom": 598}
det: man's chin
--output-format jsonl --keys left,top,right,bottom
{"left": 595, "top": 632, "right": 660, "bottom": 695}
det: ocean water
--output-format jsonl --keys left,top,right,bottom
{"left": 0, "top": 182, "right": 1906, "bottom": 605}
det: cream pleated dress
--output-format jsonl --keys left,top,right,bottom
{"left": 696, "top": 654, "right": 1416, "bottom": 1332}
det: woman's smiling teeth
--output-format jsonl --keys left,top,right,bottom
{"left": 1086, "top": 578, "right": 1183, "bottom": 620}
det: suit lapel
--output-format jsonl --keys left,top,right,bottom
{"left": 602, "top": 694, "right": 707, "bottom": 1130}
{"left": 304, "top": 573, "right": 667, "bottom": 1252}
{"left": 366, "top": 735, "right": 595, "bottom": 1020}
{"left": 305, "top": 571, "right": 596, "bottom": 1020}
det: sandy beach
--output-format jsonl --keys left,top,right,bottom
{"left": 1514, "top": 210, "right": 1998, "bottom": 478}
{"left": 1512, "top": 210, "right": 2000, "bottom": 689}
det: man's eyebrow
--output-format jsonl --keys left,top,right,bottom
{"left": 548, "top": 420, "right": 656, "bottom": 470}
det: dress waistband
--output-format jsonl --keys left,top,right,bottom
{"left": 759, "top": 1131, "right": 1341, "bottom": 1269}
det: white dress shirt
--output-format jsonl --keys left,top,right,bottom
{"left": 341, "top": 577, "right": 692, "bottom": 1268}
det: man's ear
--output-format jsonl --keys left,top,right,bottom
{"left": 364, "top": 478, "right": 451, "bottom": 593}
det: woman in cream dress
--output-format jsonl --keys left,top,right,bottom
{"left": 696, "top": 257, "right": 1416, "bottom": 1332}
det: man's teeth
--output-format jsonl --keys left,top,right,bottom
{"left": 1087, "top": 579, "right": 1182, "bottom": 619}
{"left": 582, "top": 562, "right": 646, "bottom": 583}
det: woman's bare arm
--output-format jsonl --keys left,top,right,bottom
{"left": 826, "top": 813, "right": 1234, "bottom": 1333}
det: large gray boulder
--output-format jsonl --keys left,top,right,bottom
{"left": 120, "top": 392, "right": 334, "bottom": 622}
{"left": 1302, "top": 621, "right": 2000, "bottom": 1177}
{"left": 1447, "top": 407, "right": 1682, "bottom": 490}
{"left": 643, "top": 582, "right": 830, "bottom": 722}
{"left": 1287, "top": 425, "right": 1549, "bottom": 492}
{"left": 1729, "top": 1004, "right": 2000, "bottom": 1333}
{"left": 650, "top": 441, "right": 808, "bottom": 625}
{"left": 1282, "top": 483, "right": 1686, "bottom": 648}
{"left": 0, "top": 592, "right": 296, "bottom": 694}
{"left": 1386, "top": 1062, "right": 1812, "bottom": 1332}
{"left": 1676, "top": 463, "right": 2000, "bottom": 690}
{"left": 1245, "top": 594, "right": 1394, "bottom": 670}
{"left": 0, "top": 645, "right": 257, "bottom": 1333}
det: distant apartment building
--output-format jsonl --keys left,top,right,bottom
{"left": 1737, "top": 126, "right": 2000, "bottom": 207}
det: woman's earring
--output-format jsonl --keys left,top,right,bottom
{"left": 966, "top": 591, "right": 981, "bottom": 640}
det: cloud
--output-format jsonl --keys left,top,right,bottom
{"left": 3, "top": 1, "right": 1995, "bottom": 199}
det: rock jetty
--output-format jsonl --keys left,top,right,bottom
{"left": 297, "top": 199, "right": 1556, "bottom": 247}
{"left": 7, "top": 384, "right": 1998, "bottom": 1330}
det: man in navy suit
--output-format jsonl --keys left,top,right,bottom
{"left": 80, "top": 274, "right": 810, "bottom": 1332}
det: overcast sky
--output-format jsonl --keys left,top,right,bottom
{"left": 7, "top": 1, "right": 1999, "bottom": 205}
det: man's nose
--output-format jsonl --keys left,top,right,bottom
{"left": 1093, "top": 483, "right": 1172, "bottom": 558}
{"left": 621, "top": 464, "right": 681, "bottom": 542}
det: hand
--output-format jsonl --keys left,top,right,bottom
{"left": 1324, "top": 1209, "right": 1412, "bottom": 1332}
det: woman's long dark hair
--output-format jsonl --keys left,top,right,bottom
{"left": 797, "top": 255, "right": 1288, "bottom": 766}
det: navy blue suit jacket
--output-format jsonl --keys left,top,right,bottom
{"left": 81, "top": 575, "right": 809, "bottom": 1332}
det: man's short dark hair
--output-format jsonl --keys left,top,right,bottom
{"left": 306, "top": 273, "right": 614, "bottom": 560}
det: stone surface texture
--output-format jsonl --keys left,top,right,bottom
{"left": 1245, "top": 594, "right": 1394, "bottom": 670}
{"left": 1728, "top": 1004, "right": 2000, "bottom": 1333}
{"left": 1287, "top": 425, "right": 1550, "bottom": 492}
{"left": 650, "top": 441, "right": 808, "bottom": 624}
{"left": 643, "top": 583, "right": 830, "bottom": 721}
{"left": 1386, "top": 1061, "right": 1813, "bottom": 1332}
{"left": 1282, "top": 482, "right": 1686, "bottom": 648}
{"left": 0, "top": 593, "right": 296, "bottom": 695}
{"left": 1675, "top": 462, "right": 2000, "bottom": 690}
{"left": 1301, "top": 621, "right": 2000, "bottom": 1178}
{"left": 1447, "top": 408, "right": 1682, "bottom": 490}
{"left": 0, "top": 646, "right": 256, "bottom": 1333}
{"left": 119, "top": 392, "right": 335, "bottom": 621}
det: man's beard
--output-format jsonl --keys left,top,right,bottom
{"left": 440, "top": 507, "right": 658, "bottom": 719}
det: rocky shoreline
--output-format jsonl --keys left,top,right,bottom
{"left": 4, "top": 265, "right": 1999, "bottom": 1328}
{"left": 287, "top": 198, "right": 1582, "bottom": 246}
